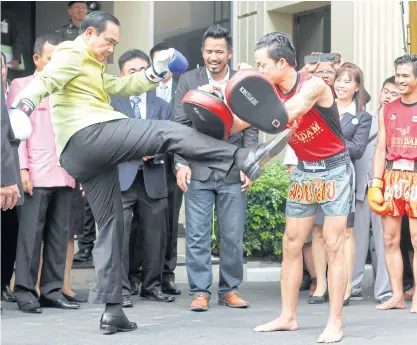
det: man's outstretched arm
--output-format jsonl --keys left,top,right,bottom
{"left": 13, "top": 45, "right": 82, "bottom": 110}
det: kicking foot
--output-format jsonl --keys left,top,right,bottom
{"left": 253, "top": 316, "right": 297, "bottom": 332}
{"left": 317, "top": 322, "right": 343, "bottom": 343}
{"left": 375, "top": 296, "right": 405, "bottom": 310}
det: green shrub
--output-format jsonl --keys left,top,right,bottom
{"left": 211, "top": 161, "right": 290, "bottom": 259}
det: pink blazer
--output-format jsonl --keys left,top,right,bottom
{"left": 7, "top": 75, "right": 75, "bottom": 188}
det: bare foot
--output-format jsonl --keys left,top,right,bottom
{"left": 317, "top": 322, "right": 343, "bottom": 343}
{"left": 253, "top": 316, "right": 298, "bottom": 332}
{"left": 376, "top": 296, "right": 405, "bottom": 310}
{"left": 411, "top": 296, "right": 417, "bottom": 313}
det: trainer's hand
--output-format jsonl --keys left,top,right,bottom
{"left": 20, "top": 169, "right": 33, "bottom": 196}
{"left": 237, "top": 62, "right": 254, "bottom": 70}
{"left": 240, "top": 171, "right": 253, "bottom": 192}
{"left": 146, "top": 48, "right": 188, "bottom": 82}
{"left": 9, "top": 108, "right": 32, "bottom": 140}
{"left": 1, "top": 184, "right": 20, "bottom": 210}
{"left": 176, "top": 166, "right": 192, "bottom": 193}
{"left": 197, "top": 84, "right": 224, "bottom": 95}
{"left": 368, "top": 187, "right": 389, "bottom": 215}
{"left": 143, "top": 156, "right": 153, "bottom": 161}
{"left": 231, "top": 114, "right": 251, "bottom": 133}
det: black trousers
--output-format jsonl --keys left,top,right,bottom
{"left": 121, "top": 170, "right": 168, "bottom": 294}
{"left": 60, "top": 119, "right": 240, "bottom": 304}
{"left": 1, "top": 208, "right": 19, "bottom": 287}
{"left": 14, "top": 187, "right": 73, "bottom": 303}
{"left": 163, "top": 168, "right": 183, "bottom": 281}
{"left": 76, "top": 200, "right": 96, "bottom": 251}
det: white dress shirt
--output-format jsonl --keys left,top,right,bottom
{"left": 156, "top": 77, "right": 173, "bottom": 103}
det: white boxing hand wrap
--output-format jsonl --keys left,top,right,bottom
{"left": 9, "top": 98, "right": 35, "bottom": 140}
{"left": 9, "top": 108, "right": 32, "bottom": 140}
{"left": 145, "top": 48, "right": 188, "bottom": 83}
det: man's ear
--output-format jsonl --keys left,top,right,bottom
{"left": 33, "top": 54, "right": 40, "bottom": 66}
{"left": 227, "top": 49, "right": 233, "bottom": 60}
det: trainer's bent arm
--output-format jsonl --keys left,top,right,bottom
{"left": 103, "top": 72, "right": 158, "bottom": 97}
{"left": 372, "top": 106, "right": 387, "bottom": 179}
{"left": 284, "top": 77, "right": 329, "bottom": 123}
{"left": 16, "top": 46, "right": 82, "bottom": 108}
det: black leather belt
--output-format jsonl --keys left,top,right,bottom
{"left": 385, "top": 159, "right": 417, "bottom": 171}
{"left": 297, "top": 150, "right": 351, "bottom": 172}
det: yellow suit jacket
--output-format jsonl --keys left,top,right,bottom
{"left": 17, "top": 36, "right": 157, "bottom": 159}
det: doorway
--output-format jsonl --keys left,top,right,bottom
{"left": 293, "top": 5, "right": 331, "bottom": 70}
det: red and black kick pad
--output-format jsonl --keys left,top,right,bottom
{"left": 182, "top": 90, "right": 233, "bottom": 141}
{"left": 225, "top": 69, "right": 289, "bottom": 134}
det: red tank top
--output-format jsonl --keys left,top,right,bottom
{"left": 276, "top": 73, "right": 346, "bottom": 162}
{"left": 384, "top": 98, "right": 417, "bottom": 160}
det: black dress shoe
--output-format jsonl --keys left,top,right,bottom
{"left": 241, "top": 129, "right": 292, "bottom": 180}
{"left": 140, "top": 289, "right": 175, "bottom": 302}
{"left": 162, "top": 281, "right": 181, "bottom": 295}
{"left": 62, "top": 293, "right": 87, "bottom": 303}
{"left": 122, "top": 295, "right": 133, "bottom": 308}
{"left": 308, "top": 289, "right": 329, "bottom": 304}
{"left": 73, "top": 248, "right": 92, "bottom": 263}
{"left": 100, "top": 312, "right": 138, "bottom": 335}
{"left": 1, "top": 285, "right": 16, "bottom": 302}
{"left": 39, "top": 296, "right": 80, "bottom": 309}
{"left": 18, "top": 300, "right": 42, "bottom": 314}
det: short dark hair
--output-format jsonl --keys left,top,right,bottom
{"left": 202, "top": 24, "right": 232, "bottom": 51}
{"left": 118, "top": 49, "right": 150, "bottom": 71}
{"left": 150, "top": 42, "right": 170, "bottom": 60}
{"left": 34, "top": 34, "right": 62, "bottom": 56}
{"left": 68, "top": 1, "right": 87, "bottom": 8}
{"left": 394, "top": 54, "right": 417, "bottom": 77}
{"left": 1, "top": 52, "right": 6, "bottom": 65}
{"left": 382, "top": 76, "right": 396, "bottom": 89}
{"left": 79, "top": 11, "right": 119, "bottom": 35}
{"left": 255, "top": 32, "right": 297, "bottom": 68}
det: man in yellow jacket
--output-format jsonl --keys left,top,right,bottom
{"left": 9, "top": 11, "right": 285, "bottom": 334}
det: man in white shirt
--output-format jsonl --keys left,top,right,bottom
{"left": 150, "top": 42, "right": 183, "bottom": 295}
{"left": 111, "top": 49, "right": 175, "bottom": 305}
{"left": 151, "top": 42, "right": 176, "bottom": 105}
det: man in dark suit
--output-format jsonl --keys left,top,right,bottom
{"left": 174, "top": 25, "right": 259, "bottom": 311}
{"left": 1, "top": 66, "right": 23, "bottom": 305}
{"left": 150, "top": 42, "right": 182, "bottom": 295}
{"left": 110, "top": 49, "right": 175, "bottom": 305}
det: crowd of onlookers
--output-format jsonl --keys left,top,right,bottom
{"left": 1, "top": 1, "right": 415, "bottom": 319}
